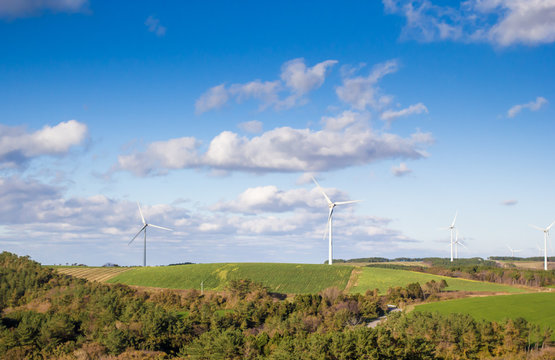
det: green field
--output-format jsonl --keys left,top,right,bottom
{"left": 106, "top": 263, "right": 353, "bottom": 294}
{"left": 55, "top": 263, "right": 527, "bottom": 295}
{"left": 413, "top": 292, "right": 555, "bottom": 339}
{"left": 349, "top": 267, "right": 526, "bottom": 294}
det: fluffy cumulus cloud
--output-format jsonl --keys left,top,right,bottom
{"left": 0, "top": 120, "right": 88, "bottom": 169}
{"left": 391, "top": 162, "right": 412, "bottom": 176}
{"left": 383, "top": 0, "right": 555, "bottom": 47}
{"left": 0, "top": 0, "right": 89, "bottom": 17}
{"left": 507, "top": 96, "right": 548, "bottom": 117}
{"left": 116, "top": 136, "right": 200, "bottom": 176}
{"left": 381, "top": 102, "right": 428, "bottom": 122}
{"left": 115, "top": 112, "right": 433, "bottom": 176}
{"left": 145, "top": 15, "right": 166, "bottom": 36}
{"left": 211, "top": 185, "right": 353, "bottom": 214}
{"left": 336, "top": 60, "right": 399, "bottom": 111}
{"left": 0, "top": 177, "right": 414, "bottom": 264}
{"left": 195, "top": 58, "right": 337, "bottom": 113}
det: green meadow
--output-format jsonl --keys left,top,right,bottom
{"left": 106, "top": 263, "right": 353, "bottom": 294}
{"left": 413, "top": 292, "right": 555, "bottom": 339}
{"left": 101, "top": 263, "right": 525, "bottom": 295}
{"left": 349, "top": 267, "right": 526, "bottom": 294}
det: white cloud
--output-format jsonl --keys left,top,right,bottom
{"left": 0, "top": 120, "right": 88, "bottom": 169}
{"left": 381, "top": 102, "right": 428, "bottom": 122}
{"left": 501, "top": 199, "right": 518, "bottom": 206}
{"left": 487, "top": 0, "right": 555, "bottom": 46}
{"left": 0, "top": 177, "right": 414, "bottom": 264}
{"left": 116, "top": 113, "right": 433, "bottom": 175}
{"left": 145, "top": 15, "right": 167, "bottom": 36}
{"left": 117, "top": 136, "right": 200, "bottom": 176}
{"left": 238, "top": 120, "right": 263, "bottom": 133}
{"left": 391, "top": 162, "right": 412, "bottom": 177}
{"left": 211, "top": 185, "right": 353, "bottom": 214}
{"left": 320, "top": 110, "right": 361, "bottom": 131}
{"left": 0, "top": 0, "right": 88, "bottom": 17}
{"left": 229, "top": 80, "right": 281, "bottom": 109}
{"left": 195, "top": 58, "right": 337, "bottom": 113}
{"left": 195, "top": 84, "right": 230, "bottom": 114}
{"left": 383, "top": 0, "right": 555, "bottom": 47}
{"left": 336, "top": 59, "right": 399, "bottom": 110}
{"left": 507, "top": 96, "right": 548, "bottom": 117}
{"left": 280, "top": 58, "right": 338, "bottom": 95}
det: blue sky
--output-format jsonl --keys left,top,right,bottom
{"left": 1, "top": 0, "right": 554, "bottom": 266}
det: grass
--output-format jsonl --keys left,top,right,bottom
{"left": 55, "top": 263, "right": 527, "bottom": 295}
{"left": 413, "top": 292, "right": 555, "bottom": 340}
{"left": 349, "top": 267, "right": 526, "bottom": 294}
{"left": 105, "top": 263, "right": 353, "bottom": 294}
{"left": 54, "top": 266, "right": 131, "bottom": 282}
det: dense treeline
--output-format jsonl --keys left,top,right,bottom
{"left": 327, "top": 257, "right": 424, "bottom": 264}
{"left": 0, "top": 252, "right": 553, "bottom": 359}
{"left": 363, "top": 257, "right": 555, "bottom": 287}
{"left": 489, "top": 256, "right": 555, "bottom": 261}
{"left": 419, "top": 259, "right": 555, "bottom": 287}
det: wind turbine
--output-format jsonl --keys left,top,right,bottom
{"left": 312, "top": 177, "right": 361, "bottom": 265}
{"left": 530, "top": 220, "right": 555, "bottom": 271}
{"left": 128, "top": 202, "right": 173, "bottom": 266}
{"left": 442, "top": 212, "right": 457, "bottom": 262}
{"left": 506, "top": 245, "right": 522, "bottom": 258}
{"left": 453, "top": 230, "right": 466, "bottom": 259}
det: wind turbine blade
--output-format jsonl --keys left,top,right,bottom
{"left": 149, "top": 224, "right": 173, "bottom": 231}
{"left": 322, "top": 208, "right": 333, "bottom": 241}
{"left": 529, "top": 224, "right": 545, "bottom": 232}
{"left": 312, "top": 176, "right": 333, "bottom": 205}
{"left": 506, "top": 245, "right": 513, "bottom": 252}
{"left": 459, "top": 240, "right": 467, "bottom": 249}
{"left": 450, "top": 211, "right": 458, "bottom": 228}
{"left": 137, "top": 202, "right": 146, "bottom": 225}
{"left": 322, "top": 218, "right": 330, "bottom": 241}
{"left": 129, "top": 225, "right": 147, "bottom": 245}
{"left": 334, "top": 200, "right": 362, "bottom": 206}
{"left": 546, "top": 220, "right": 555, "bottom": 231}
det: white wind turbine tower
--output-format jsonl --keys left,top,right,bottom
{"left": 529, "top": 220, "right": 555, "bottom": 271}
{"left": 312, "top": 177, "right": 361, "bottom": 265}
{"left": 506, "top": 245, "right": 522, "bottom": 258}
{"left": 128, "top": 202, "right": 173, "bottom": 267}
{"left": 442, "top": 212, "right": 457, "bottom": 262}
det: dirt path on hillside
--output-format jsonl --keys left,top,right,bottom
{"left": 344, "top": 268, "right": 362, "bottom": 293}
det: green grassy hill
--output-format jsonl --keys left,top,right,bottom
{"left": 349, "top": 267, "right": 526, "bottom": 294}
{"left": 413, "top": 292, "right": 555, "bottom": 339}
{"left": 101, "top": 263, "right": 525, "bottom": 295}
{"left": 105, "top": 263, "right": 353, "bottom": 294}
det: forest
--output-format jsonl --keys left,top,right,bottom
{"left": 0, "top": 252, "right": 553, "bottom": 359}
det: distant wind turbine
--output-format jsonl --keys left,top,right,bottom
{"left": 537, "top": 244, "right": 543, "bottom": 257}
{"left": 128, "top": 202, "right": 172, "bottom": 266}
{"left": 454, "top": 230, "right": 467, "bottom": 259}
{"left": 530, "top": 220, "right": 555, "bottom": 271}
{"left": 441, "top": 212, "right": 457, "bottom": 262}
{"left": 312, "top": 177, "right": 361, "bottom": 265}
{"left": 506, "top": 245, "right": 522, "bottom": 258}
